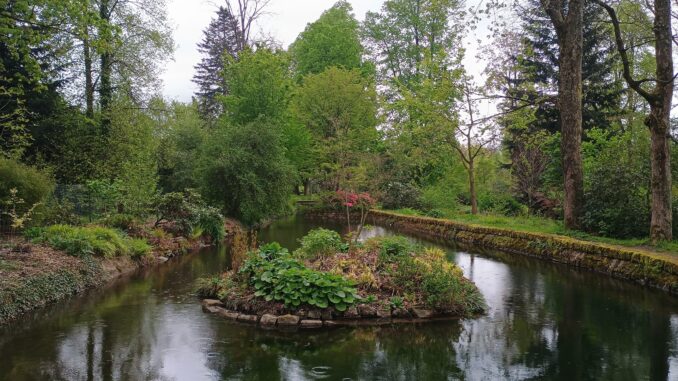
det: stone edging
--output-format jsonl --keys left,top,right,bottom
{"left": 305, "top": 210, "right": 678, "bottom": 295}
{"left": 201, "top": 299, "right": 457, "bottom": 329}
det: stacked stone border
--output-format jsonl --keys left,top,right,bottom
{"left": 201, "top": 299, "right": 457, "bottom": 329}
{"left": 308, "top": 209, "right": 678, "bottom": 295}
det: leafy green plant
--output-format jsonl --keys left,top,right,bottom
{"left": 85, "top": 180, "right": 122, "bottom": 217}
{"left": 101, "top": 213, "right": 137, "bottom": 231}
{"left": 240, "top": 244, "right": 360, "bottom": 311}
{"left": 294, "top": 228, "right": 345, "bottom": 259}
{"left": 195, "top": 205, "right": 225, "bottom": 242}
{"left": 370, "top": 235, "right": 417, "bottom": 265}
{"left": 194, "top": 276, "right": 223, "bottom": 299}
{"left": 127, "top": 238, "right": 152, "bottom": 259}
{"left": 389, "top": 296, "right": 404, "bottom": 309}
{"left": 32, "top": 225, "right": 151, "bottom": 259}
{"left": 0, "top": 158, "right": 54, "bottom": 231}
{"left": 153, "top": 190, "right": 224, "bottom": 241}
{"left": 380, "top": 181, "right": 422, "bottom": 210}
{"left": 2, "top": 188, "right": 41, "bottom": 233}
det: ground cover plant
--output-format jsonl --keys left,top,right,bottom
{"left": 27, "top": 225, "right": 151, "bottom": 259}
{"left": 197, "top": 229, "right": 485, "bottom": 317}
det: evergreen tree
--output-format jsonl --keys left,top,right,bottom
{"left": 518, "top": 0, "right": 622, "bottom": 135}
{"left": 193, "top": 6, "right": 241, "bottom": 120}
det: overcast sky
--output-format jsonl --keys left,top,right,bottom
{"left": 162, "top": 0, "right": 490, "bottom": 103}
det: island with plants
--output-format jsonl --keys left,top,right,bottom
{"left": 197, "top": 229, "right": 485, "bottom": 329}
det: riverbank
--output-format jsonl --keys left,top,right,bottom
{"left": 304, "top": 210, "right": 678, "bottom": 295}
{"left": 0, "top": 219, "right": 241, "bottom": 325}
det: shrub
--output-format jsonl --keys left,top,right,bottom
{"left": 198, "top": 118, "right": 295, "bottom": 226}
{"left": 101, "top": 214, "right": 137, "bottom": 231}
{"left": 153, "top": 190, "right": 224, "bottom": 241}
{"left": 0, "top": 158, "right": 54, "bottom": 230}
{"left": 424, "top": 209, "right": 444, "bottom": 218}
{"left": 32, "top": 225, "right": 151, "bottom": 259}
{"left": 368, "top": 236, "right": 485, "bottom": 313}
{"left": 477, "top": 192, "right": 527, "bottom": 216}
{"left": 582, "top": 127, "right": 651, "bottom": 238}
{"left": 127, "top": 238, "right": 152, "bottom": 259}
{"left": 37, "top": 198, "right": 81, "bottom": 227}
{"left": 380, "top": 182, "right": 422, "bottom": 210}
{"left": 370, "top": 235, "right": 417, "bottom": 265}
{"left": 84, "top": 179, "right": 122, "bottom": 217}
{"left": 240, "top": 244, "right": 360, "bottom": 311}
{"left": 195, "top": 205, "right": 225, "bottom": 242}
{"left": 294, "top": 228, "right": 346, "bottom": 259}
{"left": 194, "top": 276, "right": 223, "bottom": 299}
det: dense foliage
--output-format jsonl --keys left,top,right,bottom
{"left": 198, "top": 229, "right": 485, "bottom": 315}
{"left": 153, "top": 190, "right": 225, "bottom": 241}
{"left": 2, "top": 0, "right": 676, "bottom": 245}
{"left": 239, "top": 243, "right": 361, "bottom": 311}
{"left": 29, "top": 225, "right": 151, "bottom": 259}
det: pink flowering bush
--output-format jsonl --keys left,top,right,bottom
{"left": 333, "top": 190, "right": 376, "bottom": 243}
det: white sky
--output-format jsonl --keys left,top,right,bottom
{"left": 162, "top": 0, "right": 492, "bottom": 104}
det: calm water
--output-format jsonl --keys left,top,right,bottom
{"left": 1, "top": 216, "right": 678, "bottom": 381}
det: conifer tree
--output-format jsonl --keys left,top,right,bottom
{"left": 193, "top": 6, "right": 241, "bottom": 120}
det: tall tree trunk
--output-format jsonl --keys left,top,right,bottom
{"left": 83, "top": 31, "right": 94, "bottom": 119}
{"left": 647, "top": 0, "right": 673, "bottom": 241}
{"left": 543, "top": 0, "right": 585, "bottom": 229}
{"left": 647, "top": 109, "right": 673, "bottom": 241}
{"left": 558, "top": 31, "right": 584, "bottom": 229}
{"left": 469, "top": 159, "right": 478, "bottom": 214}
{"left": 99, "top": 0, "right": 112, "bottom": 133}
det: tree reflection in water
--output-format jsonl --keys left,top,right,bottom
{"left": 0, "top": 217, "right": 677, "bottom": 380}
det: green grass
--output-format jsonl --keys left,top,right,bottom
{"left": 387, "top": 208, "right": 678, "bottom": 254}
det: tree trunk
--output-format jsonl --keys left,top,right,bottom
{"left": 83, "top": 31, "right": 94, "bottom": 119}
{"left": 647, "top": 0, "right": 674, "bottom": 241}
{"left": 99, "top": 0, "right": 112, "bottom": 133}
{"left": 647, "top": 103, "right": 673, "bottom": 241}
{"left": 553, "top": 4, "right": 585, "bottom": 229}
{"left": 469, "top": 160, "right": 478, "bottom": 214}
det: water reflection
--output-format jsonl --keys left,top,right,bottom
{"left": 0, "top": 216, "right": 677, "bottom": 380}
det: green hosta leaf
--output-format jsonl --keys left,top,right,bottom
{"left": 315, "top": 298, "right": 328, "bottom": 308}
{"left": 260, "top": 271, "right": 272, "bottom": 282}
{"left": 265, "top": 294, "right": 273, "bottom": 301}
{"left": 334, "top": 303, "right": 347, "bottom": 312}
{"left": 336, "top": 291, "right": 346, "bottom": 298}
{"left": 329, "top": 295, "right": 341, "bottom": 304}
{"left": 254, "top": 290, "right": 266, "bottom": 297}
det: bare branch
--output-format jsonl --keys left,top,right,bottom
{"left": 592, "top": 0, "right": 657, "bottom": 102}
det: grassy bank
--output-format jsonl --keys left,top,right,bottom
{"left": 388, "top": 208, "right": 678, "bottom": 254}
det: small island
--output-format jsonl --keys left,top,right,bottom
{"left": 197, "top": 229, "right": 485, "bottom": 329}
